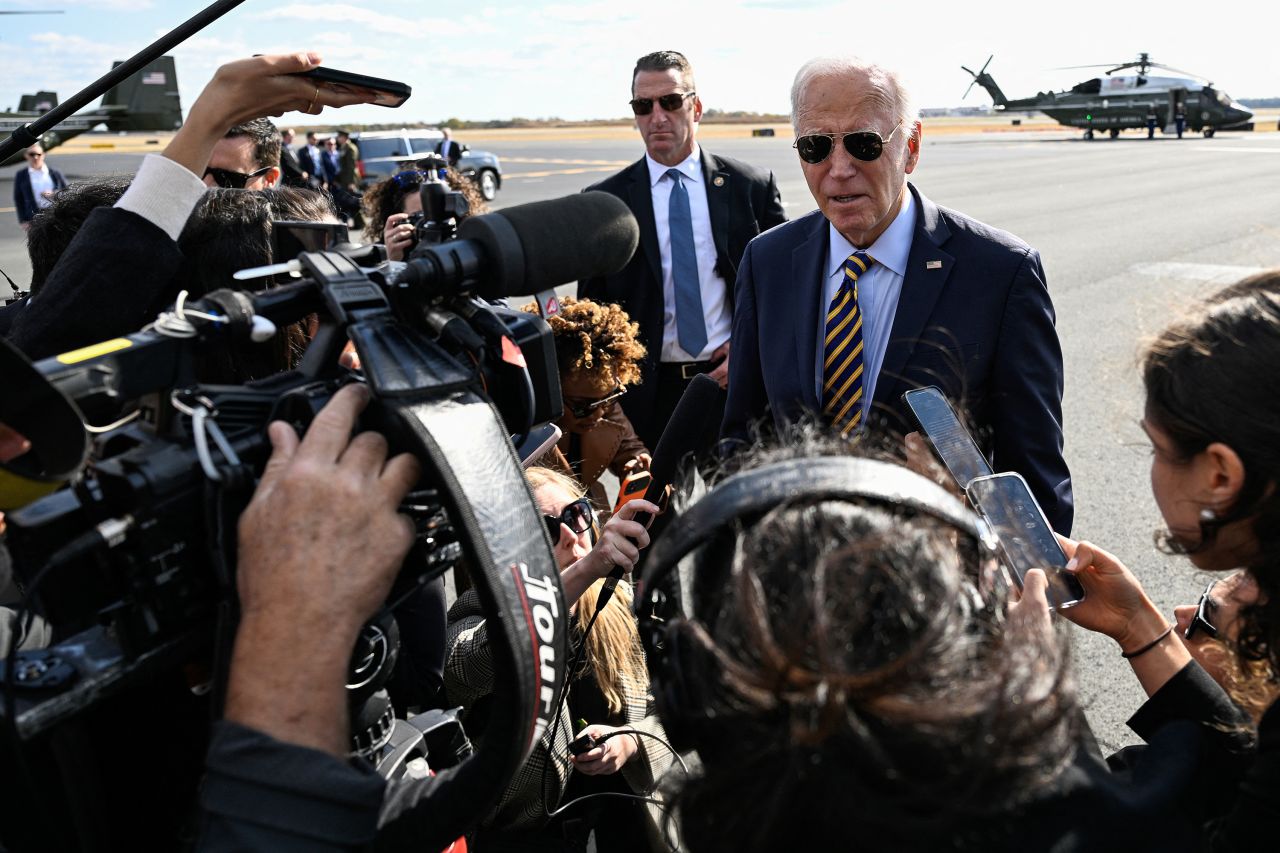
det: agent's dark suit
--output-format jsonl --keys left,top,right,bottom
{"left": 13, "top": 165, "right": 68, "bottom": 224}
{"left": 722, "top": 184, "right": 1073, "bottom": 533}
{"left": 279, "top": 144, "right": 306, "bottom": 187}
{"left": 435, "top": 138, "right": 462, "bottom": 168}
{"left": 297, "top": 144, "right": 324, "bottom": 187}
{"left": 579, "top": 149, "right": 786, "bottom": 449}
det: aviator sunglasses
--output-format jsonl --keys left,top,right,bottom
{"left": 793, "top": 124, "right": 903, "bottom": 165}
{"left": 203, "top": 165, "right": 274, "bottom": 189}
{"left": 544, "top": 497, "right": 595, "bottom": 545}
{"left": 629, "top": 91, "right": 696, "bottom": 116}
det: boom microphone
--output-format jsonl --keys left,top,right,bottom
{"left": 598, "top": 373, "right": 725, "bottom": 609}
{"left": 394, "top": 191, "right": 639, "bottom": 299}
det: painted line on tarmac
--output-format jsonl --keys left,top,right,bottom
{"left": 501, "top": 157, "right": 631, "bottom": 166}
{"left": 505, "top": 166, "right": 629, "bottom": 179}
{"left": 0, "top": 207, "right": 13, "bottom": 214}
{"left": 1185, "top": 146, "right": 1280, "bottom": 154}
{"left": 1131, "top": 262, "right": 1268, "bottom": 283}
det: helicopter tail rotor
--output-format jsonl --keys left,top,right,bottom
{"left": 961, "top": 55, "right": 1006, "bottom": 106}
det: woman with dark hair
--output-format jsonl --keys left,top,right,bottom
{"left": 446, "top": 467, "right": 674, "bottom": 852}
{"left": 362, "top": 167, "right": 487, "bottom": 261}
{"left": 660, "top": 425, "right": 1257, "bottom": 852}
{"left": 1059, "top": 269, "right": 1280, "bottom": 848}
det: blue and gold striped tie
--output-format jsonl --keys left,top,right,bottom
{"left": 823, "top": 251, "right": 874, "bottom": 434}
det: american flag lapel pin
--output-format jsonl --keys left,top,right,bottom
{"left": 926, "top": 260, "right": 942, "bottom": 270}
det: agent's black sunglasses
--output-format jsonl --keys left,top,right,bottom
{"left": 203, "top": 165, "right": 274, "bottom": 189}
{"left": 543, "top": 497, "right": 594, "bottom": 545}
{"left": 629, "top": 91, "right": 696, "bottom": 116}
{"left": 793, "top": 125, "right": 903, "bottom": 165}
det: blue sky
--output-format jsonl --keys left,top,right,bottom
{"left": 1, "top": 0, "right": 1274, "bottom": 126}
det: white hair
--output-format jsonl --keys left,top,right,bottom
{"left": 790, "top": 56, "right": 919, "bottom": 132}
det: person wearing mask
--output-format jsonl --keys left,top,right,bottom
{"left": 12, "top": 144, "right": 67, "bottom": 230}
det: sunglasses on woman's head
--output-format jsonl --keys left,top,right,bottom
{"left": 793, "top": 125, "right": 903, "bottom": 165}
{"left": 543, "top": 497, "right": 594, "bottom": 545}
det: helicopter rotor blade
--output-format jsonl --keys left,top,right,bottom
{"left": 960, "top": 55, "right": 993, "bottom": 100}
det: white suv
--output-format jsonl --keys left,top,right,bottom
{"left": 353, "top": 129, "right": 503, "bottom": 201}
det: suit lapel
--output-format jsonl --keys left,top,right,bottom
{"left": 793, "top": 215, "right": 830, "bottom": 411}
{"left": 877, "top": 185, "right": 954, "bottom": 405}
{"left": 700, "top": 148, "right": 732, "bottom": 272}
{"left": 626, "top": 158, "right": 663, "bottom": 288}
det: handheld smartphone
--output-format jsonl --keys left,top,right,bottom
{"left": 568, "top": 732, "right": 597, "bottom": 756}
{"left": 293, "top": 67, "right": 412, "bottom": 108}
{"left": 614, "top": 469, "right": 653, "bottom": 515}
{"left": 966, "top": 472, "right": 1085, "bottom": 609}
{"left": 901, "top": 386, "right": 993, "bottom": 489}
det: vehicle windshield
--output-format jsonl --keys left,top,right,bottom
{"left": 409, "top": 136, "right": 443, "bottom": 154}
{"left": 357, "top": 138, "right": 411, "bottom": 158}
{"left": 1216, "top": 90, "right": 1234, "bottom": 106}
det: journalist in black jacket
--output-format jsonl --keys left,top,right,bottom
{"left": 1057, "top": 269, "right": 1280, "bottom": 850}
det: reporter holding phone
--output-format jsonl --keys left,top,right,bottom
{"left": 523, "top": 297, "right": 652, "bottom": 513}
{"left": 444, "top": 467, "right": 674, "bottom": 851}
{"left": 1049, "top": 270, "right": 1280, "bottom": 849}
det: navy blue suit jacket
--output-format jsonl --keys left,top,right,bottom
{"left": 13, "top": 165, "right": 68, "bottom": 223}
{"left": 722, "top": 184, "right": 1073, "bottom": 533}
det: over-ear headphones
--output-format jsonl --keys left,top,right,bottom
{"left": 634, "top": 455, "right": 995, "bottom": 749}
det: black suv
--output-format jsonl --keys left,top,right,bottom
{"left": 353, "top": 129, "right": 503, "bottom": 201}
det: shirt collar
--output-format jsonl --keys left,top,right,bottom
{"left": 646, "top": 143, "right": 702, "bottom": 188}
{"left": 827, "top": 190, "right": 915, "bottom": 279}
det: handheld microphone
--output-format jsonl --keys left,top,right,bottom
{"left": 394, "top": 192, "right": 640, "bottom": 299}
{"left": 597, "top": 373, "right": 724, "bottom": 610}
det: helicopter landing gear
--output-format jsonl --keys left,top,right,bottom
{"left": 1203, "top": 127, "right": 1216, "bottom": 138}
{"left": 1109, "top": 128, "right": 1120, "bottom": 139}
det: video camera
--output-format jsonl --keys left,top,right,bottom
{"left": 0, "top": 190, "right": 640, "bottom": 850}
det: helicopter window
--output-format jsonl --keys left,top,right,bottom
{"left": 1071, "top": 78, "right": 1102, "bottom": 95}
{"left": 1135, "top": 78, "right": 1148, "bottom": 87}
{"left": 1215, "top": 90, "right": 1233, "bottom": 106}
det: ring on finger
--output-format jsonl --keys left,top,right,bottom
{"left": 307, "top": 86, "right": 319, "bottom": 112}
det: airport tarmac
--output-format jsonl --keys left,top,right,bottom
{"left": 3, "top": 122, "right": 1280, "bottom": 750}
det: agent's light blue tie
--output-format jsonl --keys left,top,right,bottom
{"left": 666, "top": 168, "right": 707, "bottom": 358}
{"left": 823, "top": 251, "right": 874, "bottom": 434}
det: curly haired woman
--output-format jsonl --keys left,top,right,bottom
{"left": 361, "top": 166, "right": 487, "bottom": 261}
{"left": 523, "top": 297, "right": 651, "bottom": 511}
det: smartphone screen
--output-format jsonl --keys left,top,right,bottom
{"left": 966, "top": 473, "right": 1085, "bottom": 609}
{"left": 902, "top": 386, "right": 993, "bottom": 489}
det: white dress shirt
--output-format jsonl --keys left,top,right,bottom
{"left": 814, "top": 190, "right": 916, "bottom": 425}
{"left": 645, "top": 145, "right": 731, "bottom": 362}
{"left": 27, "top": 165, "right": 55, "bottom": 209}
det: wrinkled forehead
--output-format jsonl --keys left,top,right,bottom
{"left": 795, "top": 71, "right": 899, "bottom": 133}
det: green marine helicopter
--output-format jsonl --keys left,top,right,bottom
{"left": 962, "top": 53, "right": 1253, "bottom": 139}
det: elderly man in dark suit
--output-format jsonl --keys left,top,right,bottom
{"left": 579, "top": 50, "right": 786, "bottom": 451}
{"left": 722, "top": 56, "right": 1073, "bottom": 533}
